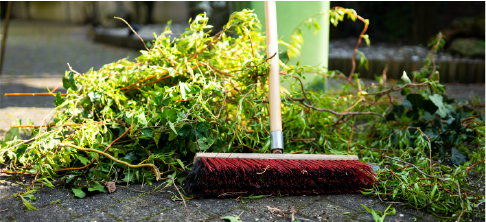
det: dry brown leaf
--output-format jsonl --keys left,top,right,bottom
{"left": 104, "top": 181, "right": 116, "bottom": 193}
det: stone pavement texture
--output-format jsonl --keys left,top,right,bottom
{"left": 0, "top": 20, "right": 483, "bottom": 222}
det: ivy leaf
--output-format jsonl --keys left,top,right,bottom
{"left": 124, "top": 152, "right": 139, "bottom": 164}
{"left": 68, "top": 71, "right": 78, "bottom": 91}
{"left": 72, "top": 188, "right": 86, "bottom": 198}
{"left": 168, "top": 131, "right": 178, "bottom": 141}
{"left": 14, "top": 145, "right": 28, "bottom": 158}
{"left": 140, "top": 128, "right": 152, "bottom": 137}
{"left": 392, "top": 105, "right": 405, "bottom": 118}
{"left": 451, "top": 148, "right": 468, "bottom": 166}
{"left": 428, "top": 94, "right": 449, "bottom": 118}
{"left": 137, "top": 113, "right": 148, "bottom": 126}
{"left": 63, "top": 71, "right": 78, "bottom": 91}
{"left": 154, "top": 132, "right": 162, "bottom": 147}
{"left": 53, "top": 92, "right": 65, "bottom": 107}
{"left": 88, "top": 182, "right": 108, "bottom": 193}
{"left": 169, "top": 121, "right": 177, "bottom": 134}
{"left": 161, "top": 109, "right": 178, "bottom": 123}
{"left": 88, "top": 91, "right": 102, "bottom": 101}
{"left": 78, "top": 155, "right": 90, "bottom": 165}
{"left": 5, "top": 127, "right": 21, "bottom": 142}
{"left": 356, "top": 50, "right": 368, "bottom": 71}
{"left": 62, "top": 76, "right": 71, "bottom": 90}
{"left": 398, "top": 71, "right": 411, "bottom": 86}
{"left": 406, "top": 94, "right": 438, "bottom": 114}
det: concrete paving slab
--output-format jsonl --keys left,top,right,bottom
{"left": 242, "top": 197, "right": 312, "bottom": 221}
{"left": 61, "top": 193, "right": 117, "bottom": 216}
{"left": 70, "top": 210, "right": 118, "bottom": 222}
{"left": 299, "top": 198, "right": 357, "bottom": 222}
{"left": 365, "top": 202, "right": 438, "bottom": 222}
{"left": 280, "top": 195, "right": 323, "bottom": 209}
{"left": 143, "top": 190, "right": 181, "bottom": 209}
{"left": 0, "top": 179, "right": 24, "bottom": 199}
{"left": 188, "top": 198, "right": 242, "bottom": 216}
{"left": 11, "top": 204, "right": 73, "bottom": 222}
{"left": 209, "top": 208, "right": 270, "bottom": 222}
{"left": 29, "top": 186, "right": 71, "bottom": 208}
{"left": 107, "top": 186, "right": 146, "bottom": 202}
{"left": 150, "top": 203, "right": 212, "bottom": 222}
{"left": 103, "top": 197, "right": 165, "bottom": 222}
{"left": 383, "top": 202, "right": 426, "bottom": 218}
{"left": 325, "top": 194, "right": 378, "bottom": 212}
{"left": 0, "top": 197, "right": 26, "bottom": 220}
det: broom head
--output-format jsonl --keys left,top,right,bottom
{"left": 182, "top": 153, "right": 376, "bottom": 197}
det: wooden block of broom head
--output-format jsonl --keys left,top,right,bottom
{"left": 193, "top": 153, "right": 358, "bottom": 163}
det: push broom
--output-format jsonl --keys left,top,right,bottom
{"left": 182, "top": 1, "right": 376, "bottom": 197}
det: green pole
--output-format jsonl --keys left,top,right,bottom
{"left": 234, "top": 1, "right": 330, "bottom": 90}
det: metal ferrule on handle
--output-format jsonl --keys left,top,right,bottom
{"left": 265, "top": 1, "right": 284, "bottom": 152}
{"left": 270, "top": 131, "right": 284, "bottom": 150}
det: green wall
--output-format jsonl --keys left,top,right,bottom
{"left": 231, "top": 1, "right": 330, "bottom": 90}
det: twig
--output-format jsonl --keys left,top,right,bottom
{"left": 461, "top": 114, "right": 482, "bottom": 123}
{"left": 329, "top": 7, "right": 369, "bottom": 82}
{"left": 59, "top": 143, "right": 161, "bottom": 180}
{"left": 67, "top": 63, "right": 80, "bottom": 75}
{"left": 203, "top": 62, "right": 232, "bottom": 77}
{"left": 4, "top": 93, "right": 67, "bottom": 97}
{"left": 256, "top": 165, "right": 270, "bottom": 174}
{"left": 366, "top": 82, "right": 430, "bottom": 96}
{"left": 383, "top": 155, "right": 437, "bottom": 180}
{"left": 194, "top": 120, "right": 202, "bottom": 152}
{"left": 347, "top": 126, "right": 354, "bottom": 155}
{"left": 170, "top": 177, "right": 189, "bottom": 222}
{"left": 455, "top": 181, "right": 466, "bottom": 222}
{"left": 408, "top": 127, "right": 432, "bottom": 171}
{"left": 56, "top": 126, "right": 131, "bottom": 173}
{"left": 218, "top": 191, "right": 248, "bottom": 197}
{"left": 114, "top": 17, "right": 149, "bottom": 52}
{"left": 0, "top": 209, "right": 7, "bottom": 213}
{"left": 10, "top": 121, "right": 108, "bottom": 128}
{"left": 122, "top": 75, "right": 172, "bottom": 93}
{"left": 279, "top": 72, "right": 312, "bottom": 104}
{"left": 457, "top": 160, "right": 485, "bottom": 175}
{"left": 298, "top": 100, "right": 384, "bottom": 118}
{"left": 27, "top": 146, "right": 59, "bottom": 191}
{"left": 1, "top": 129, "right": 55, "bottom": 157}
{"left": 289, "top": 138, "right": 315, "bottom": 144}
{"left": 103, "top": 126, "right": 132, "bottom": 152}
{"left": 244, "top": 27, "right": 255, "bottom": 58}
{"left": 122, "top": 65, "right": 202, "bottom": 93}
{"left": 390, "top": 170, "right": 404, "bottom": 184}
{"left": 173, "top": 197, "right": 195, "bottom": 201}
{"left": 422, "top": 33, "right": 442, "bottom": 80}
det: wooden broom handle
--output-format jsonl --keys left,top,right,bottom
{"left": 265, "top": 1, "right": 282, "bottom": 132}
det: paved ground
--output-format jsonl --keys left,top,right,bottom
{"left": 0, "top": 176, "right": 439, "bottom": 222}
{"left": 0, "top": 20, "right": 484, "bottom": 222}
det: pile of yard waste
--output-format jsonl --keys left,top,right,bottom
{"left": 0, "top": 8, "right": 484, "bottom": 221}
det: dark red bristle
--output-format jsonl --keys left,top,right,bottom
{"left": 182, "top": 158, "right": 376, "bottom": 197}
